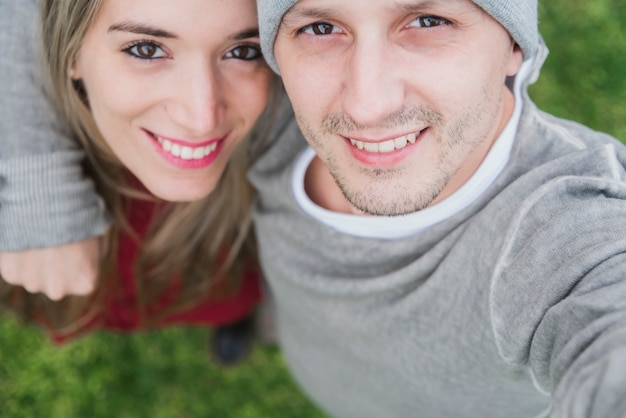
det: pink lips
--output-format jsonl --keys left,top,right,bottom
{"left": 145, "top": 130, "right": 227, "bottom": 170}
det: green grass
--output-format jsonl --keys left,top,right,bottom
{"left": 0, "top": 317, "right": 329, "bottom": 418}
{"left": 530, "top": 0, "right": 626, "bottom": 140}
{"left": 1, "top": 1, "right": 624, "bottom": 417}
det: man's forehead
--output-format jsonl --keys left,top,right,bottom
{"left": 283, "top": 0, "right": 476, "bottom": 18}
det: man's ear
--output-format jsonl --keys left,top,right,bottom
{"left": 506, "top": 44, "right": 524, "bottom": 77}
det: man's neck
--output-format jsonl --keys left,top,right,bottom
{"left": 304, "top": 155, "right": 357, "bottom": 214}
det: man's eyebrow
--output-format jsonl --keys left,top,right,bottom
{"left": 108, "top": 22, "right": 177, "bottom": 39}
{"left": 394, "top": 0, "right": 472, "bottom": 14}
{"left": 283, "top": 0, "right": 458, "bottom": 21}
{"left": 282, "top": 5, "right": 335, "bottom": 23}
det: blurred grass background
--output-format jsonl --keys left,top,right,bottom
{"left": 530, "top": 0, "right": 625, "bottom": 140}
{"left": 0, "top": 319, "right": 329, "bottom": 418}
{"left": 1, "top": 1, "right": 624, "bottom": 417}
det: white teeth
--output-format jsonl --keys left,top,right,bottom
{"left": 154, "top": 134, "right": 219, "bottom": 160}
{"left": 378, "top": 140, "right": 395, "bottom": 153}
{"left": 394, "top": 135, "right": 407, "bottom": 149}
{"left": 192, "top": 147, "right": 205, "bottom": 160}
{"left": 348, "top": 131, "right": 422, "bottom": 153}
{"left": 180, "top": 146, "right": 193, "bottom": 160}
{"left": 363, "top": 142, "right": 379, "bottom": 152}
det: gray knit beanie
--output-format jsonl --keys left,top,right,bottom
{"left": 258, "top": 0, "right": 538, "bottom": 73}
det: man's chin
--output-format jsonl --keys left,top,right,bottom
{"left": 340, "top": 187, "right": 436, "bottom": 217}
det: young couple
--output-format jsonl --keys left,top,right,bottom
{"left": 2, "top": 0, "right": 626, "bottom": 417}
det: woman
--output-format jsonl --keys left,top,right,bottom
{"left": 0, "top": 0, "right": 280, "bottom": 365}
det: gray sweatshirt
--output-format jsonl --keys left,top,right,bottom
{"left": 250, "top": 57, "right": 626, "bottom": 418}
{"left": 0, "top": 0, "right": 110, "bottom": 251}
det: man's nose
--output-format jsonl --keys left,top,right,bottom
{"left": 341, "top": 36, "right": 404, "bottom": 128}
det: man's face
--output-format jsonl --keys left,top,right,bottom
{"left": 275, "top": 0, "right": 523, "bottom": 215}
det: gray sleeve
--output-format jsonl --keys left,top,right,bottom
{"left": 491, "top": 176, "right": 626, "bottom": 418}
{"left": 0, "top": 0, "right": 111, "bottom": 251}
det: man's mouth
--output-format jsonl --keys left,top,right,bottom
{"left": 346, "top": 129, "right": 426, "bottom": 153}
{"left": 150, "top": 133, "right": 219, "bottom": 160}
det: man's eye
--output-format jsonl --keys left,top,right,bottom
{"left": 226, "top": 45, "right": 263, "bottom": 61}
{"left": 123, "top": 41, "right": 167, "bottom": 60}
{"left": 300, "top": 22, "right": 340, "bottom": 36}
{"left": 409, "top": 15, "right": 449, "bottom": 28}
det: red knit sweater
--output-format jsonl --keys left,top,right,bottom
{"left": 50, "top": 196, "right": 261, "bottom": 343}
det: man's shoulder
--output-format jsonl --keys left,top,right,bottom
{"left": 498, "top": 107, "right": 626, "bottom": 233}
{"left": 511, "top": 103, "right": 626, "bottom": 186}
{"left": 523, "top": 104, "right": 625, "bottom": 162}
{"left": 487, "top": 108, "right": 626, "bottom": 371}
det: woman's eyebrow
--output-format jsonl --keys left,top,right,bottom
{"left": 229, "top": 28, "right": 260, "bottom": 41}
{"left": 108, "top": 21, "right": 177, "bottom": 39}
{"left": 108, "top": 22, "right": 258, "bottom": 41}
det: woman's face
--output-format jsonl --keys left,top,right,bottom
{"left": 72, "top": 0, "right": 273, "bottom": 201}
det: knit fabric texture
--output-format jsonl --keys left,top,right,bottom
{"left": 258, "top": 0, "right": 538, "bottom": 73}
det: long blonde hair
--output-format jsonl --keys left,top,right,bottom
{"left": 0, "top": 0, "right": 281, "bottom": 335}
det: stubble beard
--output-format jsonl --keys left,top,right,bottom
{"left": 295, "top": 93, "right": 498, "bottom": 216}
{"left": 329, "top": 155, "right": 449, "bottom": 215}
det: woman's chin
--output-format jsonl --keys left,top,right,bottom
{"left": 140, "top": 176, "right": 218, "bottom": 203}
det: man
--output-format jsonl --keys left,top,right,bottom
{"left": 249, "top": 0, "right": 626, "bottom": 416}
{"left": 2, "top": 0, "right": 625, "bottom": 417}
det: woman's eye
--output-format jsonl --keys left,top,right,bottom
{"left": 123, "top": 41, "right": 167, "bottom": 60}
{"left": 300, "top": 22, "right": 340, "bottom": 36}
{"left": 409, "top": 15, "right": 449, "bottom": 28}
{"left": 226, "top": 45, "right": 262, "bottom": 61}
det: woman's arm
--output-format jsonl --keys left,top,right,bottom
{"left": 0, "top": 0, "right": 110, "bottom": 298}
